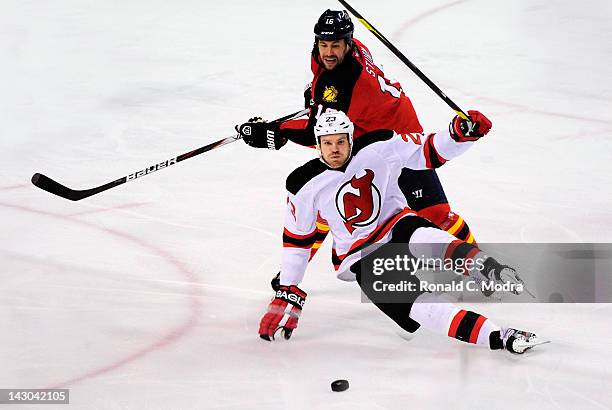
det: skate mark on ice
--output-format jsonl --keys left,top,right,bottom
{"left": 0, "top": 183, "right": 29, "bottom": 191}
{"left": 477, "top": 96, "right": 612, "bottom": 126}
{"left": 83, "top": 204, "right": 278, "bottom": 239}
{"left": 391, "top": 0, "right": 469, "bottom": 41}
{"left": 549, "top": 128, "right": 612, "bottom": 141}
{"left": 66, "top": 201, "right": 151, "bottom": 217}
{"left": 391, "top": 5, "right": 612, "bottom": 127}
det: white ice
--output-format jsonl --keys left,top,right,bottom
{"left": 1, "top": 0, "right": 612, "bottom": 409}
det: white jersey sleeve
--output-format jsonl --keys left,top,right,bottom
{"left": 384, "top": 128, "right": 475, "bottom": 170}
{"left": 280, "top": 182, "right": 318, "bottom": 286}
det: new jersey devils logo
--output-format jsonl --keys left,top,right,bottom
{"left": 335, "top": 169, "right": 381, "bottom": 234}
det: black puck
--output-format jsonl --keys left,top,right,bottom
{"left": 331, "top": 379, "right": 349, "bottom": 392}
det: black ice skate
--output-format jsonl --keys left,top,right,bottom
{"left": 500, "top": 328, "right": 550, "bottom": 354}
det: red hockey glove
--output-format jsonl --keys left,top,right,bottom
{"left": 236, "top": 117, "right": 288, "bottom": 150}
{"left": 259, "top": 285, "right": 307, "bottom": 341}
{"left": 450, "top": 110, "right": 492, "bottom": 142}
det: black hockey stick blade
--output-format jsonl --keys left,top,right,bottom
{"left": 31, "top": 172, "right": 124, "bottom": 201}
{"left": 31, "top": 172, "right": 81, "bottom": 201}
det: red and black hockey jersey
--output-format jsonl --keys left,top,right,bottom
{"left": 281, "top": 38, "right": 423, "bottom": 146}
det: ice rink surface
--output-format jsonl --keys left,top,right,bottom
{"left": 2, "top": 0, "right": 612, "bottom": 408}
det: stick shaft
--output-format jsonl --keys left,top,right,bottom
{"left": 32, "top": 108, "right": 309, "bottom": 201}
{"left": 337, "top": 0, "right": 469, "bottom": 120}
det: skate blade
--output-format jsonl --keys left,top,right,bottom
{"left": 524, "top": 286, "right": 537, "bottom": 299}
{"left": 520, "top": 339, "right": 551, "bottom": 351}
{"left": 530, "top": 339, "right": 551, "bottom": 346}
{"left": 515, "top": 338, "right": 550, "bottom": 353}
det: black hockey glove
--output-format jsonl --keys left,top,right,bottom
{"left": 471, "top": 257, "right": 525, "bottom": 297}
{"left": 236, "top": 117, "right": 287, "bottom": 150}
{"left": 304, "top": 82, "right": 313, "bottom": 109}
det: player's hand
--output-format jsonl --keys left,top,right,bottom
{"left": 259, "top": 284, "right": 307, "bottom": 341}
{"left": 473, "top": 257, "right": 525, "bottom": 297}
{"left": 450, "top": 110, "right": 492, "bottom": 142}
{"left": 304, "top": 82, "right": 313, "bottom": 109}
{"left": 236, "top": 117, "right": 287, "bottom": 150}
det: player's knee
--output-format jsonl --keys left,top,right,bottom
{"left": 417, "top": 203, "right": 451, "bottom": 227}
{"left": 390, "top": 215, "right": 439, "bottom": 244}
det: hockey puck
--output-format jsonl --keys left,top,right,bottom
{"left": 331, "top": 379, "right": 349, "bottom": 392}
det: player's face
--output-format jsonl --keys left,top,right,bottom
{"left": 318, "top": 39, "right": 350, "bottom": 70}
{"left": 319, "top": 133, "right": 351, "bottom": 168}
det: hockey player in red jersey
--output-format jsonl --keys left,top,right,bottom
{"left": 258, "top": 109, "right": 547, "bottom": 354}
{"left": 237, "top": 9, "right": 477, "bottom": 257}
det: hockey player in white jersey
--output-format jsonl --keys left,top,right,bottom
{"left": 258, "top": 109, "right": 547, "bottom": 354}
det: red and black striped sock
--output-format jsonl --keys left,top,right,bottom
{"left": 448, "top": 309, "right": 501, "bottom": 348}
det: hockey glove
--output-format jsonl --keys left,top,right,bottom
{"left": 304, "top": 82, "right": 313, "bottom": 109}
{"left": 236, "top": 117, "right": 287, "bottom": 150}
{"left": 450, "top": 110, "right": 492, "bottom": 142}
{"left": 472, "top": 257, "right": 525, "bottom": 297}
{"left": 259, "top": 284, "right": 307, "bottom": 341}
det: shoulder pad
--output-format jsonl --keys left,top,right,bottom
{"left": 352, "top": 129, "right": 394, "bottom": 155}
{"left": 286, "top": 159, "right": 327, "bottom": 195}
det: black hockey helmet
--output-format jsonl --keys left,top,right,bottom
{"left": 314, "top": 9, "right": 354, "bottom": 42}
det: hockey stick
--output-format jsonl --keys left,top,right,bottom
{"left": 337, "top": 0, "right": 471, "bottom": 122}
{"left": 31, "top": 108, "right": 309, "bottom": 201}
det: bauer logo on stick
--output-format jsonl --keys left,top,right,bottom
{"left": 127, "top": 158, "right": 178, "bottom": 181}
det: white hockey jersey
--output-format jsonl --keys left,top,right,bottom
{"left": 280, "top": 128, "right": 475, "bottom": 285}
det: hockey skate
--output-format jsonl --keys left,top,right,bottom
{"left": 471, "top": 256, "right": 525, "bottom": 297}
{"left": 500, "top": 328, "right": 550, "bottom": 354}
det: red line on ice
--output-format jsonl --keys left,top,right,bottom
{"left": 390, "top": 0, "right": 468, "bottom": 40}
{"left": 0, "top": 202, "right": 202, "bottom": 388}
